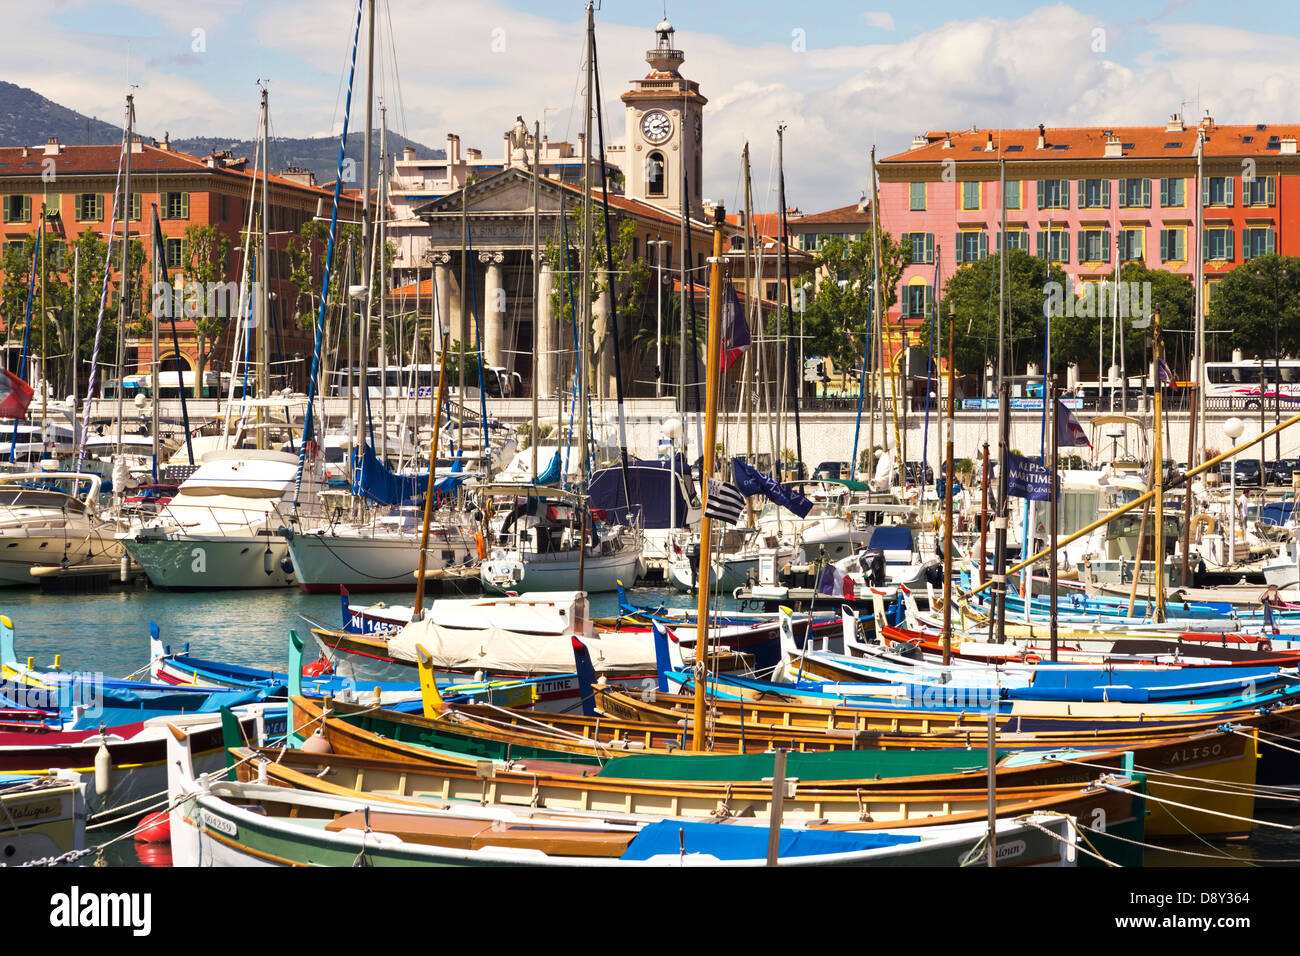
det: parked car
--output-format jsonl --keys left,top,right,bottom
{"left": 1267, "top": 458, "right": 1300, "bottom": 485}
{"left": 813, "top": 461, "right": 850, "bottom": 481}
{"left": 1228, "top": 459, "right": 1263, "bottom": 487}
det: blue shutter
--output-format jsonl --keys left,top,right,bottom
{"left": 1141, "top": 179, "right": 1151, "bottom": 207}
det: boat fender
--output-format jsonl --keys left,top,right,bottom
{"left": 475, "top": 532, "right": 487, "bottom": 559}
{"left": 94, "top": 741, "right": 112, "bottom": 795}
{"left": 280, "top": 554, "right": 295, "bottom": 575}
{"left": 1259, "top": 639, "right": 1272, "bottom": 652}
{"left": 301, "top": 729, "right": 333, "bottom": 754}
{"left": 135, "top": 811, "right": 170, "bottom": 844}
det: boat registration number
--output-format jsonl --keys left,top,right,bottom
{"left": 200, "top": 809, "right": 237, "bottom": 837}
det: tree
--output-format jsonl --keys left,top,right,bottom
{"left": 178, "top": 223, "right": 232, "bottom": 397}
{"left": 1207, "top": 254, "right": 1300, "bottom": 358}
{"left": 790, "top": 232, "right": 910, "bottom": 374}
{"left": 936, "top": 248, "right": 1068, "bottom": 377}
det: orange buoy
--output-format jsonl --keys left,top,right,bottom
{"left": 301, "top": 730, "right": 333, "bottom": 754}
{"left": 134, "top": 810, "right": 170, "bottom": 844}
{"left": 475, "top": 532, "right": 487, "bottom": 559}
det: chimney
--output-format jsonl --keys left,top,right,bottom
{"left": 446, "top": 133, "right": 461, "bottom": 165}
{"left": 911, "top": 134, "right": 927, "bottom": 149}
{"left": 984, "top": 132, "right": 994, "bottom": 152}
{"left": 1166, "top": 113, "right": 1184, "bottom": 133}
{"left": 1036, "top": 124, "right": 1046, "bottom": 150}
{"left": 402, "top": 146, "right": 416, "bottom": 161}
{"left": 130, "top": 135, "right": 143, "bottom": 154}
{"left": 43, "top": 137, "right": 61, "bottom": 156}
{"left": 161, "top": 131, "right": 171, "bottom": 151}
{"left": 1282, "top": 137, "right": 1298, "bottom": 155}
{"left": 1201, "top": 110, "right": 1213, "bottom": 129}
{"left": 1104, "top": 135, "right": 1123, "bottom": 158}
{"left": 942, "top": 132, "right": 952, "bottom": 149}
{"left": 281, "top": 166, "right": 317, "bottom": 187}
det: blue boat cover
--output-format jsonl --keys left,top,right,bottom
{"left": 533, "top": 450, "right": 562, "bottom": 486}
{"left": 619, "top": 819, "right": 920, "bottom": 862}
{"left": 867, "top": 525, "right": 914, "bottom": 553}
{"left": 352, "top": 443, "right": 429, "bottom": 506}
{"left": 588, "top": 457, "right": 694, "bottom": 529}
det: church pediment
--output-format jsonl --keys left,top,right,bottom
{"left": 415, "top": 167, "right": 571, "bottom": 219}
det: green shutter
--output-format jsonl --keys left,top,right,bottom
{"left": 925, "top": 286, "right": 934, "bottom": 317}
{"left": 978, "top": 231, "right": 988, "bottom": 259}
{"left": 1060, "top": 230, "right": 1069, "bottom": 263}
{"left": 180, "top": 193, "right": 190, "bottom": 219}
{"left": 1160, "top": 229, "right": 1169, "bottom": 262}
{"left": 1202, "top": 178, "right": 1210, "bottom": 206}
{"left": 1036, "top": 230, "right": 1045, "bottom": 257}
{"left": 954, "top": 233, "right": 963, "bottom": 264}
{"left": 1102, "top": 229, "right": 1111, "bottom": 262}
{"left": 1141, "top": 179, "right": 1151, "bottom": 207}
{"left": 1159, "top": 179, "right": 1168, "bottom": 207}
{"left": 1077, "top": 230, "right": 1086, "bottom": 262}
{"left": 1036, "top": 180, "right": 1044, "bottom": 208}
{"left": 1226, "top": 228, "right": 1234, "bottom": 261}
{"left": 1202, "top": 228, "right": 1209, "bottom": 260}
{"left": 1078, "top": 179, "right": 1086, "bottom": 208}
{"left": 1101, "top": 180, "right": 1110, "bottom": 207}
{"left": 1268, "top": 177, "right": 1276, "bottom": 206}
{"left": 1225, "top": 178, "right": 1234, "bottom": 207}
{"left": 1267, "top": 228, "right": 1276, "bottom": 255}
{"left": 925, "top": 233, "right": 934, "bottom": 263}
{"left": 1117, "top": 179, "right": 1127, "bottom": 208}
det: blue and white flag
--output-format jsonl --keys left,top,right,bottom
{"left": 1055, "top": 401, "right": 1092, "bottom": 448}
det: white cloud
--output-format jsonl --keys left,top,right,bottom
{"left": 863, "top": 12, "right": 896, "bottom": 31}
{"left": 8, "top": 3, "right": 1300, "bottom": 216}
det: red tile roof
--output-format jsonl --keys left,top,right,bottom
{"left": 881, "top": 121, "right": 1300, "bottom": 164}
{"left": 788, "top": 202, "right": 872, "bottom": 226}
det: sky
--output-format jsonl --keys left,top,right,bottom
{"left": 14, "top": 0, "right": 1300, "bottom": 214}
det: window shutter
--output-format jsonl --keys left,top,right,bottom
{"left": 925, "top": 286, "right": 934, "bottom": 317}
{"left": 1160, "top": 229, "right": 1169, "bottom": 262}
{"left": 996, "top": 231, "right": 1002, "bottom": 254}
{"left": 1201, "top": 229, "right": 1209, "bottom": 260}
{"left": 1159, "top": 179, "right": 1168, "bottom": 207}
{"left": 954, "top": 233, "right": 963, "bottom": 264}
{"left": 1077, "top": 230, "right": 1086, "bottom": 262}
{"left": 22, "top": 196, "right": 31, "bottom": 222}
{"left": 1102, "top": 180, "right": 1110, "bottom": 208}
{"left": 1078, "top": 179, "right": 1086, "bottom": 208}
{"left": 1036, "top": 230, "right": 1045, "bottom": 257}
{"left": 1117, "top": 179, "right": 1128, "bottom": 208}
{"left": 1141, "top": 179, "right": 1151, "bottom": 207}
{"left": 925, "top": 233, "right": 934, "bottom": 263}
{"left": 1036, "top": 180, "right": 1044, "bottom": 208}
{"left": 978, "top": 231, "right": 987, "bottom": 259}
{"left": 1102, "top": 229, "right": 1112, "bottom": 262}
{"left": 1268, "top": 228, "right": 1276, "bottom": 255}
{"left": 1226, "top": 229, "right": 1234, "bottom": 261}
{"left": 1268, "top": 177, "right": 1276, "bottom": 206}
{"left": 1058, "top": 179, "right": 1068, "bottom": 208}
{"left": 1225, "top": 178, "right": 1234, "bottom": 207}
{"left": 1201, "top": 178, "right": 1210, "bottom": 207}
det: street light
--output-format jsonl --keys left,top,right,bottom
{"left": 648, "top": 239, "right": 668, "bottom": 398}
{"left": 1224, "top": 416, "right": 1245, "bottom": 566}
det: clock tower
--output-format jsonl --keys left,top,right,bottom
{"left": 621, "top": 19, "right": 706, "bottom": 219}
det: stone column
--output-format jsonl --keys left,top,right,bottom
{"left": 430, "top": 252, "right": 452, "bottom": 341}
{"left": 479, "top": 250, "right": 506, "bottom": 370}
{"left": 537, "top": 261, "right": 555, "bottom": 399}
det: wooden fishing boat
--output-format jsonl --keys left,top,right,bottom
{"left": 170, "top": 739, "right": 1082, "bottom": 867}
{"left": 224, "top": 741, "right": 1141, "bottom": 863}
{"left": 0, "top": 772, "right": 85, "bottom": 865}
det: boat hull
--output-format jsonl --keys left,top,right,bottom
{"left": 287, "top": 528, "right": 473, "bottom": 593}
{"left": 121, "top": 535, "right": 296, "bottom": 589}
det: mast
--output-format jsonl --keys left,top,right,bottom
{"left": 531, "top": 119, "right": 541, "bottom": 481}
{"left": 39, "top": 200, "right": 47, "bottom": 452}
{"left": 71, "top": 247, "right": 79, "bottom": 446}
{"left": 577, "top": 1, "right": 594, "bottom": 589}
{"left": 1194, "top": 123, "right": 1206, "bottom": 462}
{"left": 150, "top": 205, "right": 159, "bottom": 476}
{"left": 258, "top": 86, "right": 271, "bottom": 451}
{"left": 992, "top": 156, "right": 1009, "bottom": 642}
{"left": 868, "top": 148, "right": 882, "bottom": 477}
{"left": 742, "top": 142, "right": 756, "bottom": 525}
{"left": 941, "top": 306, "right": 955, "bottom": 666}
{"left": 777, "top": 126, "right": 803, "bottom": 475}
{"left": 378, "top": 104, "right": 389, "bottom": 462}
{"left": 358, "top": 0, "right": 375, "bottom": 463}
{"left": 459, "top": 186, "right": 467, "bottom": 463}
{"left": 1152, "top": 310, "right": 1166, "bottom": 623}
{"left": 774, "top": 126, "right": 786, "bottom": 477}
{"left": 692, "top": 201, "right": 726, "bottom": 752}
{"left": 413, "top": 330, "right": 450, "bottom": 618}
{"left": 1048, "top": 381, "right": 1059, "bottom": 661}
{"left": 115, "top": 94, "right": 134, "bottom": 469}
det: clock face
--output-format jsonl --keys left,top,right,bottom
{"left": 641, "top": 110, "right": 673, "bottom": 144}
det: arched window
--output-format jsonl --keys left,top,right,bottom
{"left": 647, "top": 152, "right": 666, "bottom": 197}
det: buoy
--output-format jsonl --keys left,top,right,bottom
{"left": 134, "top": 811, "right": 170, "bottom": 843}
{"left": 94, "top": 741, "right": 112, "bottom": 795}
{"left": 301, "top": 730, "right": 333, "bottom": 754}
{"left": 303, "top": 655, "right": 333, "bottom": 678}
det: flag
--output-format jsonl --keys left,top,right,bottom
{"left": 1055, "top": 401, "right": 1092, "bottom": 447}
{"left": 732, "top": 457, "right": 814, "bottom": 518}
{"left": 704, "top": 477, "right": 745, "bottom": 525}
{"left": 720, "top": 281, "right": 750, "bottom": 371}
{"left": 0, "top": 369, "right": 34, "bottom": 420}
{"left": 1005, "top": 451, "right": 1054, "bottom": 501}
{"left": 1156, "top": 357, "right": 1178, "bottom": 392}
{"left": 818, "top": 563, "right": 856, "bottom": 601}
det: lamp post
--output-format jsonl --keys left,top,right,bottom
{"left": 649, "top": 239, "right": 668, "bottom": 397}
{"left": 1224, "top": 416, "right": 1245, "bottom": 566}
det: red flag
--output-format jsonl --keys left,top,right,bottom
{"left": 0, "top": 370, "right": 34, "bottom": 420}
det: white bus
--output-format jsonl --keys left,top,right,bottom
{"left": 329, "top": 365, "right": 521, "bottom": 399}
{"left": 1203, "top": 359, "right": 1300, "bottom": 405}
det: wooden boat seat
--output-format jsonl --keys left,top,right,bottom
{"left": 324, "top": 810, "right": 636, "bottom": 857}
{"left": 510, "top": 759, "right": 602, "bottom": 777}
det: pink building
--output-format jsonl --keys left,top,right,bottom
{"left": 877, "top": 114, "right": 1300, "bottom": 347}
